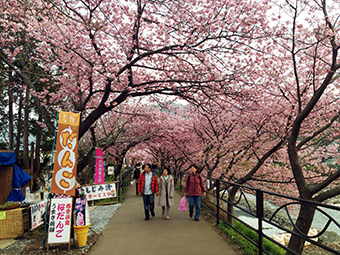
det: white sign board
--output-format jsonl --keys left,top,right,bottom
{"left": 84, "top": 183, "right": 116, "bottom": 201}
{"left": 25, "top": 186, "right": 31, "bottom": 200}
{"left": 107, "top": 166, "right": 114, "bottom": 175}
{"left": 48, "top": 198, "right": 72, "bottom": 244}
{"left": 30, "top": 200, "right": 47, "bottom": 230}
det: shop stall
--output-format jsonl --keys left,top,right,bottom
{"left": 0, "top": 150, "right": 31, "bottom": 239}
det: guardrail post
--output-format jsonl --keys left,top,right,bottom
{"left": 256, "top": 189, "right": 264, "bottom": 254}
{"left": 118, "top": 175, "right": 122, "bottom": 201}
{"left": 216, "top": 179, "right": 220, "bottom": 226}
{"left": 180, "top": 173, "right": 183, "bottom": 192}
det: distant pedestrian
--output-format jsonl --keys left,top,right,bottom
{"left": 138, "top": 163, "right": 159, "bottom": 220}
{"left": 152, "top": 163, "right": 158, "bottom": 175}
{"left": 183, "top": 164, "right": 206, "bottom": 221}
{"left": 133, "top": 162, "right": 142, "bottom": 195}
{"left": 158, "top": 168, "right": 174, "bottom": 220}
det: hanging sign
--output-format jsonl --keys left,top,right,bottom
{"left": 31, "top": 200, "right": 47, "bottom": 230}
{"left": 0, "top": 211, "right": 6, "bottom": 220}
{"left": 50, "top": 111, "right": 80, "bottom": 196}
{"left": 107, "top": 166, "right": 114, "bottom": 175}
{"left": 48, "top": 198, "right": 72, "bottom": 244}
{"left": 25, "top": 187, "right": 31, "bottom": 200}
{"left": 94, "top": 148, "right": 105, "bottom": 184}
{"left": 84, "top": 183, "right": 116, "bottom": 201}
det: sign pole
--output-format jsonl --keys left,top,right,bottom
{"left": 93, "top": 148, "right": 97, "bottom": 184}
{"left": 42, "top": 111, "right": 59, "bottom": 249}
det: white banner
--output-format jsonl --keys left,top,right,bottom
{"left": 84, "top": 183, "right": 116, "bottom": 201}
{"left": 30, "top": 200, "right": 47, "bottom": 230}
{"left": 48, "top": 198, "right": 72, "bottom": 244}
{"left": 25, "top": 187, "right": 31, "bottom": 200}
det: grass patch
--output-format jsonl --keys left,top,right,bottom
{"left": 218, "top": 220, "right": 285, "bottom": 255}
{"left": 93, "top": 197, "right": 118, "bottom": 205}
{"left": 200, "top": 195, "right": 286, "bottom": 255}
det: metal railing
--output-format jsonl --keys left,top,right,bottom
{"left": 117, "top": 167, "right": 133, "bottom": 201}
{"left": 173, "top": 171, "right": 340, "bottom": 255}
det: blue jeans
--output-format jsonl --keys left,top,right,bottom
{"left": 142, "top": 194, "right": 155, "bottom": 218}
{"left": 189, "top": 196, "right": 201, "bottom": 219}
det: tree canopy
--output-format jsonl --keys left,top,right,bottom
{"left": 1, "top": 1, "right": 340, "bottom": 253}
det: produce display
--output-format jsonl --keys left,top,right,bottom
{"left": 0, "top": 201, "right": 19, "bottom": 210}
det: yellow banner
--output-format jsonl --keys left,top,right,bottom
{"left": 50, "top": 111, "right": 80, "bottom": 196}
{"left": 58, "top": 111, "right": 80, "bottom": 126}
{"left": 0, "top": 211, "right": 6, "bottom": 220}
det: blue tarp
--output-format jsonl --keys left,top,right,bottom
{"left": 0, "top": 151, "right": 16, "bottom": 165}
{"left": 6, "top": 165, "right": 32, "bottom": 202}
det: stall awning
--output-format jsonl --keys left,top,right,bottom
{"left": 6, "top": 165, "right": 31, "bottom": 202}
{"left": 0, "top": 151, "right": 16, "bottom": 166}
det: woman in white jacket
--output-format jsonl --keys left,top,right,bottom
{"left": 158, "top": 168, "right": 174, "bottom": 220}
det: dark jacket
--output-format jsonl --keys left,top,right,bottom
{"left": 183, "top": 173, "right": 206, "bottom": 196}
{"left": 133, "top": 167, "right": 141, "bottom": 180}
{"left": 138, "top": 171, "right": 159, "bottom": 194}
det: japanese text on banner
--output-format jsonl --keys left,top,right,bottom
{"left": 48, "top": 198, "right": 72, "bottom": 244}
{"left": 94, "top": 148, "right": 105, "bottom": 184}
{"left": 50, "top": 111, "right": 80, "bottom": 196}
{"left": 84, "top": 183, "right": 116, "bottom": 201}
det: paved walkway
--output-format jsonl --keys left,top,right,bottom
{"left": 88, "top": 184, "right": 237, "bottom": 255}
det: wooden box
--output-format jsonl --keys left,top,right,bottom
{"left": 0, "top": 208, "right": 24, "bottom": 239}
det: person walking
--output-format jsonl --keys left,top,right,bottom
{"left": 138, "top": 163, "right": 159, "bottom": 220}
{"left": 183, "top": 164, "right": 206, "bottom": 221}
{"left": 158, "top": 168, "right": 174, "bottom": 220}
{"left": 133, "top": 162, "right": 142, "bottom": 195}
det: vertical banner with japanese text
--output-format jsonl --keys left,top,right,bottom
{"left": 94, "top": 148, "right": 105, "bottom": 184}
{"left": 50, "top": 111, "right": 80, "bottom": 196}
{"left": 48, "top": 198, "right": 72, "bottom": 244}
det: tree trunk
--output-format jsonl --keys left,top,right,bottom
{"left": 115, "top": 160, "right": 123, "bottom": 180}
{"left": 227, "top": 185, "right": 239, "bottom": 225}
{"left": 23, "top": 86, "right": 30, "bottom": 169}
{"left": 83, "top": 164, "right": 94, "bottom": 185}
{"left": 287, "top": 138, "right": 315, "bottom": 254}
{"left": 287, "top": 102, "right": 315, "bottom": 255}
{"left": 15, "top": 92, "right": 23, "bottom": 160}
{"left": 77, "top": 147, "right": 95, "bottom": 176}
{"left": 8, "top": 74, "right": 14, "bottom": 150}
{"left": 286, "top": 204, "right": 316, "bottom": 255}
{"left": 30, "top": 142, "right": 34, "bottom": 190}
{"left": 34, "top": 115, "right": 42, "bottom": 185}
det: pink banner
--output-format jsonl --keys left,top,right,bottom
{"left": 94, "top": 148, "right": 105, "bottom": 184}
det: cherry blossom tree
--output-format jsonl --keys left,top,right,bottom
{"left": 2, "top": 1, "right": 340, "bottom": 254}
{"left": 124, "top": 1, "right": 340, "bottom": 253}
{"left": 186, "top": 1, "right": 340, "bottom": 253}
{"left": 127, "top": 100, "right": 194, "bottom": 169}
{"left": 268, "top": 1, "right": 340, "bottom": 253}
{"left": 0, "top": 0, "right": 271, "bottom": 138}
{"left": 77, "top": 98, "right": 169, "bottom": 180}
